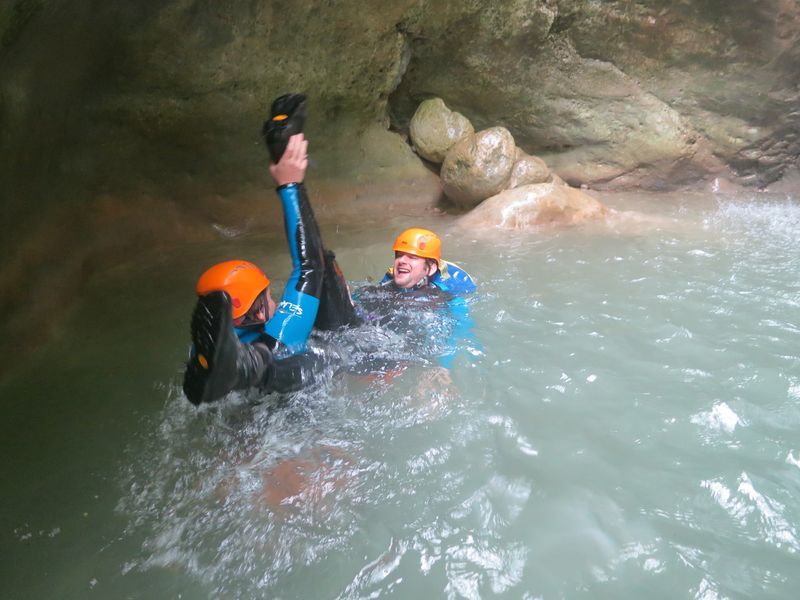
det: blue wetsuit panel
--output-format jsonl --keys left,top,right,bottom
{"left": 438, "top": 295, "right": 480, "bottom": 368}
{"left": 235, "top": 326, "right": 265, "bottom": 345}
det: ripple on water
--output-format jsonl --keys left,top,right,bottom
{"left": 702, "top": 473, "right": 799, "bottom": 552}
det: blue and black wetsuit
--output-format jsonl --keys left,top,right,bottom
{"left": 234, "top": 181, "right": 360, "bottom": 394}
{"left": 184, "top": 90, "right": 364, "bottom": 404}
{"left": 238, "top": 182, "right": 322, "bottom": 350}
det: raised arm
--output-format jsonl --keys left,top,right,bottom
{"left": 262, "top": 134, "right": 325, "bottom": 354}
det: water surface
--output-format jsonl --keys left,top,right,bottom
{"left": 2, "top": 191, "right": 799, "bottom": 599}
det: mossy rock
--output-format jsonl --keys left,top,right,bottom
{"left": 409, "top": 98, "right": 474, "bottom": 164}
{"left": 440, "top": 127, "right": 516, "bottom": 208}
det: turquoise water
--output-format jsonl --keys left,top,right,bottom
{"left": 2, "top": 192, "right": 799, "bottom": 599}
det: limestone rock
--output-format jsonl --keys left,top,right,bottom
{"left": 508, "top": 155, "right": 551, "bottom": 188}
{"left": 354, "top": 125, "right": 433, "bottom": 180}
{"left": 440, "top": 127, "right": 516, "bottom": 208}
{"left": 409, "top": 98, "right": 474, "bottom": 163}
{"left": 457, "top": 183, "right": 609, "bottom": 230}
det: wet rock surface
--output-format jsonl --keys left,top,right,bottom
{"left": 408, "top": 98, "right": 474, "bottom": 164}
{"left": 4, "top": 0, "right": 798, "bottom": 211}
{"left": 389, "top": 0, "right": 800, "bottom": 190}
{"left": 457, "top": 183, "right": 609, "bottom": 230}
{"left": 508, "top": 154, "right": 552, "bottom": 189}
{"left": 440, "top": 127, "right": 516, "bottom": 208}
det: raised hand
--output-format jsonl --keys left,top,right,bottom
{"left": 269, "top": 133, "right": 309, "bottom": 186}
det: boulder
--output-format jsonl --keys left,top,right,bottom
{"left": 440, "top": 127, "right": 516, "bottom": 208}
{"left": 508, "top": 155, "right": 551, "bottom": 188}
{"left": 457, "top": 183, "right": 609, "bottom": 230}
{"left": 409, "top": 98, "right": 474, "bottom": 163}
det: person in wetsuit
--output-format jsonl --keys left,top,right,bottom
{"left": 353, "top": 228, "right": 478, "bottom": 371}
{"left": 183, "top": 94, "right": 358, "bottom": 405}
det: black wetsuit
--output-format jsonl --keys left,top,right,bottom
{"left": 314, "top": 279, "right": 463, "bottom": 375}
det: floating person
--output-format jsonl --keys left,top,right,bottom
{"left": 183, "top": 94, "right": 357, "bottom": 405}
{"left": 354, "top": 227, "right": 478, "bottom": 373}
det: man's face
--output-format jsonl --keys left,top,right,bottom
{"left": 393, "top": 251, "right": 436, "bottom": 289}
{"left": 238, "top": 287, "right": 276, "bottom": 325}
{"left": 265, "top": 288, "right": 277, "bottom": 320}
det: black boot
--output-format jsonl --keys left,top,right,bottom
{"left": 183, "top": 291, "right": 273, "bottom": 405}
{"left": 261, "top": 93, "right": 307, "bottom": 163}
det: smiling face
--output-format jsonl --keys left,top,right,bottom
{"left": 392, "top": 251, "right": 438, "bottom": 289}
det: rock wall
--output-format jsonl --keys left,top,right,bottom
{"left": 389, "top": 0, "right": 800, "bottom": 190}
{"left": 3, "top": 0, "right": 798, "bottom": 218}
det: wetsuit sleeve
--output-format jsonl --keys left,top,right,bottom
{"left": 263, "top": 182, "right": 324, "bottom": 353}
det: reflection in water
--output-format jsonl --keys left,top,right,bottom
{"left": 96, "top": 194, "right": 800, "bottom": 597}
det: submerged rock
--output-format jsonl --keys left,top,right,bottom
{"left": 440, "top": 127, "right": 516, "bottom": 208}
{"left": 457, "top": 183, "right": 609, "bottom": 229}
{"left": 409, "top": 98, "right": 474, "bottom": 163}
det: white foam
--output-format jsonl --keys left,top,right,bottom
{"left": 691, "top": 401, "right": 742, "bottom": 434}
{"left": 694, "top": 575, "right": 726, "bottom": 600}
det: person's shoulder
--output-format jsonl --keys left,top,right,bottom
{"left": 432, "top": 261, "right": 477, "bottom": 295}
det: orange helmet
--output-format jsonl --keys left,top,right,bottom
{"left": 392, "top": 228, "right": 441, "bottom": 265}
{"left": 196, "top": 260, "right": 270, "bottom": 319}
